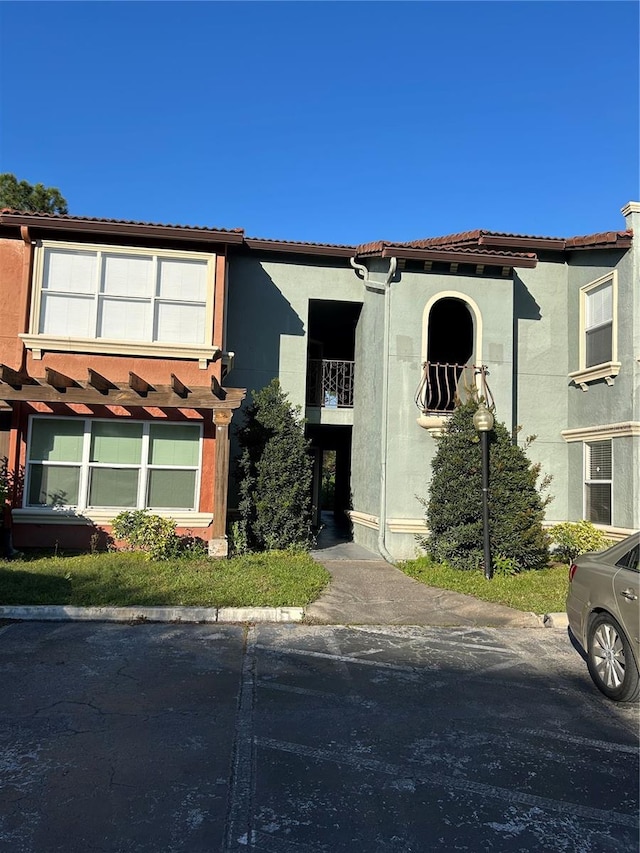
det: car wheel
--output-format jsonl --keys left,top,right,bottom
{"left": 587, "top": 613, "right": 639, "bottom": 702}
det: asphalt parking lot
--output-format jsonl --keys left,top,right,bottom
{"left": 0, "top": 621, "right": 638, "bottom": 852}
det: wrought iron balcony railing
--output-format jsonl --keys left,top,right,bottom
{"left": 306, "top": 359, "right": 355, "bottom": 408}
{"left": 415, "top": 361, "right": 470, "bottom": 413}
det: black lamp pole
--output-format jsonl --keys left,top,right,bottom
{"left": 473, "top": 401, "right": 494, "bottom": 580}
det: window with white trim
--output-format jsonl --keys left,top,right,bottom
{"left": 584, "top": 440, "right": 612, "bottom": 525}
{"left": 23, "top": 241, "right": 217, "bottom": 362}
{"left": 26, "top": 417, "right": 202, "bottom": 512}
{"left": 585, "top": 279, "right": 613, "bottom": 367}
{"left": 569, "top": 271, "right": 620, "bottom": 389}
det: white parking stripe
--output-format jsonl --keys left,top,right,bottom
{"left": 257, "top": 737, "right": 638, "bottom": 829}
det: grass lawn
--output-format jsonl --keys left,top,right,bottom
{"left": 0, "top": 550, "right": 330, "bottom": 608}
{"left": 398, "top": 557, "right": 570, "bottom": 615}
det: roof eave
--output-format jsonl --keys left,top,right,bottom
{"left": 0, "top": 213, "right": 245, "bottom": 245}
{"left": 243, "top": 238, "right": 355, "bottom": 257}
{"left": 378, "top": 246, "right": 538, "bottom": 269}
{"left": 479, "top": 235, "right": 565, "bottom": 251}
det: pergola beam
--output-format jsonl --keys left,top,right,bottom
{"left": 211, "top": 375, "right": 227, "bottom": 400}
{"left": 170, "top": 374, "right": 189, "bottom": 399}
{"left": 88, "top": 369, "right": 117, "bottom": 395}
{"left": 129, "top": 372, "right": 153, "bottom": 397}
{"left": 45, "top": 367, "right": 78, "bottom": 390}
{"left": 0, "top": 372, "right": 245, "bottom": 410}
{"left": 0, "top": 363, "right": 36, "bottom": 386}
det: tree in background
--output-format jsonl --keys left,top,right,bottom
{"left": 419, "top": 400, "right": 551, "bottom": 572}
{"left": 236, "top": 379, "right": 313, "bottom": 551}
{"left": 0, "top": 173, "right": 68, "bottom": 214}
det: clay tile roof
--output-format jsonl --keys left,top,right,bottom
{"left": 564, "top": 230, "right": 633, "bottom": 249}
{"left": 357, "top": 227, "right": 633, "bottom": 258}
{"left": 0, "top": 209, "right": 245, "bottom": 242}
{"left": 354, "top": 240, "right": 387, "bottom": 256}
{"left": 405, "top": 229, "right": 485, "bottom": 249}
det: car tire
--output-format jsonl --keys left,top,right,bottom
{"left": 587, "top": 613, "right": 640, "bottom": 703}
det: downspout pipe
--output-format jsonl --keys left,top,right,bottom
{"left": 350, "top": 256, "right": 397, "bottom": 563}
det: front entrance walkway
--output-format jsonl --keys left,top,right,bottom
{"left": 312, "top": 511, "right": 377, "bottom": 561}
{"left": 308, "top": 513, "right": 541, "bottom": 627}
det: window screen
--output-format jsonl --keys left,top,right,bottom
{"left": 585, "top": 282, "right": 613, "bottom": 367}
{"left": 585, "top": 440, "right": 612, "bottom": 525}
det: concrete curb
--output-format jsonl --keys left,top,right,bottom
{"left": 0, "top": 605, "right": 305, "bottom": 624}
{"left": 0, "top": 605, "right": 566, "bottom": 628}
{"left": 543, "top": 612, "right": 569, "bottom": 628}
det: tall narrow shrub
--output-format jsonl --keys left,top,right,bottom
{"left": 419, "top": 400, "right": 550, "bottom": 571}
{"left": 236, "top": 379, "right": 313, "bottom": 551}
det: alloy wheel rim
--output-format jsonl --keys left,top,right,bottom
{"left": 592, "top": 623, "right": 626, "bottom": 689}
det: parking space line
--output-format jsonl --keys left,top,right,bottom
{"left": 224, "top": 625, "right": 257, "bottom": 853}
{"left": 257, "top": 737, "right": 638, "bottom": 829}
{"left": 255, "top": 644, "right": 421, "bottom": 673}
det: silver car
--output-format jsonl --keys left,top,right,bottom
{"left": 566, "top": 531, "right": 639, "bottom": 702}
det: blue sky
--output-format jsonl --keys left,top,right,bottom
{"left": 0, "top": 1, "right": 638, "bottom": 244}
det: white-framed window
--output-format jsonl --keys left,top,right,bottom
{"left": 22, "top": 241, "right": 218, "bottom": 363}
{"left": 26, "top": 417, "right": 202, "bottom": 512}
{"left": 569, "top": 271, "right": 620, "bottom": 390}
{"left": 585, "top": 278, "right": 613, "bottom": 367}
{"left": 584, "top": 439, "right": 612, "bottom": 526}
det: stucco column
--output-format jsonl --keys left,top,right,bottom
{"left": 209, "top": 408, "right": 233, "bottom": 557}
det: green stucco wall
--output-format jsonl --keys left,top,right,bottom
{"left": 224, "top": 210, "right": 637, "bottom": 559}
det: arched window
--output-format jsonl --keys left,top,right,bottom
{"left": 417, "top": 293, "right": 481, "bottom": 413}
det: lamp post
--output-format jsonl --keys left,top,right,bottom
{"left": 473, "top": 401, "right": 494, "bottom": 580}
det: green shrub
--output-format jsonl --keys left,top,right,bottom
{"left": 229, "top": 520, "right": 249, "bottom": 556}
{"left": 111, "top": 510, "right": 180, "bottom": 561}
{"left": 419, "top": 400, "right": 551, "bottom": 572}
{"left": 548, "top": 520, "right": 613, "bottom": 563}
{"left": 236, "top": 379, "right": 313, "bottom": 551}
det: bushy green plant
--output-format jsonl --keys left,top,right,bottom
{"left": 418, "top": 400, "right": 551, "bottom": 572}
{"left": 111, "top": 510, "right": 180, "bottom": 561}
{"left": 548, "top": 520, "right": 613, "bottom": 564}
{"left": 229, "top": 520, "right": 249, "bottom": 556}
{"left": 236, "top": 379, "right": 313, "bottom": 551}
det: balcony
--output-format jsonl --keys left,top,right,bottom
{"left": 415, "top": 361, "right": 470, "bottom": 413}
{"left": 306, "top": 359, "right": 354, "bottom": 408}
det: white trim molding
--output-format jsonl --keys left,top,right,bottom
{"left": 416, "top": 413, "right": 449, "bottom": 436}
{"left": 347, "top": 511, "right": 428, "bottom": 536}
{"left": 568, "top": 362, "right": 621, "bottom": 391}
{"left": 561, "top": 422, "right": 640, "bottom": 442}
{"left": 20, "top": 333, "right": 219, "bottom": 368}
{"left": 621, "top": 202, "right": 640, "bottom": 216}
{"left": 12, "top": 508, "right": 214, "bottom": 528}
{"left": 421, "top": 290, "right": 484, "bottom": 372}
{"left": 347, "top": 510, "right": 379, "bottom": 531}
{"left": 387, "top": 517, "right": 429, "bottom": 535}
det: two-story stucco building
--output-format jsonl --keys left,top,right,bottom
{"left": 1, "top": 202, "right": 637, "bottom": 560}
{"left": 0, "top": 211, "right": 245, "bottom": 556}
{"left": 224, "top": 201, "right": 639, "bottom": 559}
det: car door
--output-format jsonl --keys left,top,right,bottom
{"left": 612, "top": 542, "right": 639, "bottom": 648}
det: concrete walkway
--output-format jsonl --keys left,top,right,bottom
{"left": 307, "top": 517, "right": 543, "bottom": 628}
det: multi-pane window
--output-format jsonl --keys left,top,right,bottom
{"left": 584, "top": 280, "right": 613, "bottom": 368}
{"left": 27, "top": 417, "right": 201, "bottom": 511}
{"left": 37, "top": 244, "right": 211, "bottom": 346}
{"left": 584, "top": 440, "right": 612, "bottom": 526}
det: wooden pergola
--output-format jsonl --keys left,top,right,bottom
{"left": 0, "top": 364, "right": 246, "bottom": 553}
